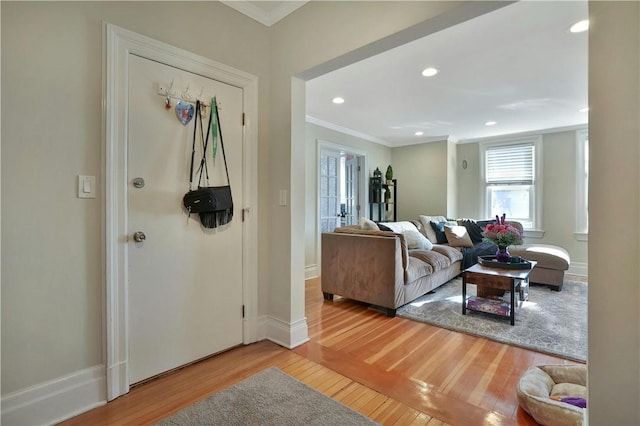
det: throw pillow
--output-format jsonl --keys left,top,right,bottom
{"left": 359, "top": 217, "right": 379, "bottom": 230}
{"left": 380, "top": 221, "right": 419, "bottom": 234}
{"left": 430, "top": 221, "right": 454, "bottom": 244}
{"left": 419, "top": 215, "right": 447, "bottom": 242}
{"left": 444, "top": 225, "right": 474, "bottom": 247}
{"left": 403, "top": 230, "right": 433, "bottom": 251}
{"left": 458, "top": 219, "right": 485, "bottom": 244}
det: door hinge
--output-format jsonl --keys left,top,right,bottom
{"left": 242, "top": 208, "right": 248, "bottom": 222}
{"left": 242, "top": 113, "right": 245, "bottom": 126}
{"left": 242, "top": 305, "right": 245, "bottom": 318}
{"left": 357, "top": 165, "right": 361, "bottom": 171}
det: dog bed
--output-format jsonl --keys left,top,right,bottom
{"left": 517, "top": 364, "right": 586, "bottom": 425}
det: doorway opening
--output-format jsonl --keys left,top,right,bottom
{"left": 316, "top": 141, "right": 367, "bottom": 274}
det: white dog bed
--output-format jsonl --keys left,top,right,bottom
{"left": 517, "top": 365, "right": 587, "bottom": 426}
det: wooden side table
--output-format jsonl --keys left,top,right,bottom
{"left": 462, "top": 261, "right": 537, "bottom": 325}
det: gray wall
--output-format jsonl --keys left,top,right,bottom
{"left": 391, "top": 140, "right": 449, "bottom": 220}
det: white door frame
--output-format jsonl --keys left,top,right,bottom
{"left": 103, "top": 22, "right": 258, "bottom": 400}
{"left": 316, "top": 140, "right": 367, "bottom": 276}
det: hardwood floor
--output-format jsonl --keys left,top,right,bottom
{"left": 61, "top": 277, "right": 582, "bottom": 425}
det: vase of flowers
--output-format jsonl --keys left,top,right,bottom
{"left": 482, "top": 214, "right": 522, "bottom": 262}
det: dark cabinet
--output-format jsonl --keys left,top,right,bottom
{"left": 369, "top": 178, "right": 396, "bottom": 222}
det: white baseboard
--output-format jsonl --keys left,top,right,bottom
{"left": 1, "top": 365, "right": 106, "bottom": 426}
{"left": 568, "top": 262, "right": 588, "bottom": 277}
{"left": 263, "top": 315, "right": 309, "bottom": 349}
{"left": 305, "top": 264, "right": 319, "bottom": 280}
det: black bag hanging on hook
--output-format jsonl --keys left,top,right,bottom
{"left": 183, "top": 99, "right": 233, "bottom": 228}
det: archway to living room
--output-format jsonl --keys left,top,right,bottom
{"left": 292, "top": 1, "right": 586, "bottom": 424}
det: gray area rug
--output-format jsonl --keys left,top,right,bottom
{"left": 397, "top": 278, "right": 587, "bottom": 362}
{"left": 155, "top": 367, "right": 379, "bottom": 425}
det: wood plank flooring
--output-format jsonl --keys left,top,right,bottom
{"left": 61, "top": 276, "right": 583, "bottom": 425}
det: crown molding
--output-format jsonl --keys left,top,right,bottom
{"left": 306, "top": 115, "right": 391, "bottom": 146}
{"left": 221, "top": 1, "right": 308, "bottom": 27}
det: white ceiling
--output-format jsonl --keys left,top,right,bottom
{"left": 305, "top": 1, "right": 589, "bottom": 147}
{"left": 222, "top": 1, "right": 588, "bottom": 147}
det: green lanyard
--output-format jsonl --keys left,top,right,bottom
{"left": 211, "top": 97, "right": 218, "bottom": 163}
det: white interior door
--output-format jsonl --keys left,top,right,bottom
{"left": 344, "top": 156, "right": 359, "bottom": 226}
{"left": 127, "top": 54, "right": 243, "bottom": 384}
{"left": 320, "top": 149, "right": 341, "bottom": 232}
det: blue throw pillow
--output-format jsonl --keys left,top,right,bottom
{"left": 430, "top": 221, "right": 449, "bottom": 244}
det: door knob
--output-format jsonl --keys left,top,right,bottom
{"left": 133, "top": 231, "right": 146, "bottom": 243}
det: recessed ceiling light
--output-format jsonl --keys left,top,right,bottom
{"left": 421, "top": 67, "right": 439, "bottom": 77}
{"left": 485, "top": 121, "right": 497, "bottom": 126}
{"left": 332, "top": 97, "right": 344, "bottom": 104}
{"left": 579, "top": 107, "right": 589, "bottom": 112}
{"left": 415, "top": 131, "right": 424, "bottom": 136}
{"left": 570, "top": 19, "right": 589, "bottom": 33}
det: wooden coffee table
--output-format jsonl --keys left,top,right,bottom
{"left": 462, "top": 261, "right": 537, "bottom": 325}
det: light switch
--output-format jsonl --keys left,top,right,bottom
{"left": 78, "top": 175, "right": 96, "bottom": 199}
{"left": 279, "top": 189, "right": 288, "bottom": 206}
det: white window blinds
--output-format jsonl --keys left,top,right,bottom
{"left": 485, "top": 143, "right": 534, "bottom": 184}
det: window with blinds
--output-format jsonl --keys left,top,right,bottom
{"left": 485, "top": 143, "right": 534, "bottom": 185}
{"left": 482, "top": 139, "right": 540, "bottom": 230}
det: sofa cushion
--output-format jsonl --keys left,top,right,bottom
{"left": 409, "top": 250, "right": 451, "bottom": 272}
{"left": 431, "top": 244, "right": 464, "bottom": 263}
{"left": 418, "top": 215, "right": 447, "bottom": 242}
{"left": 406, "top": 257, "right": 434, "bottom": 282}
{"left": 444, "top": 225, "right": 474, "bottom": 248}
{"left": 403, "top": 230, "right": 433, "bottom": 250}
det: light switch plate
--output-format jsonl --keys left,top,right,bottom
{"left": 279, "top": 189, "right": 287, "bottom": 206}
{"left": 78, "top": 175, "right": 96, "bottom": 199}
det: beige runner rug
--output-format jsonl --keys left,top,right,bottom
{"left": 155, "top": 367, "right": 379, "bottom": 425}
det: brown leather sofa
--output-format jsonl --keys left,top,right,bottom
{"left": 321, "top": 226, "right": 463, "bottom": 316}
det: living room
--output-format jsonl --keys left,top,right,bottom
{"left": 304, "top": 1, "right": 588, "bottom": 281}
{"left": 306, "top": 125, "right": 589, "bottom": 280}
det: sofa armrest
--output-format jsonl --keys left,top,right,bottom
{"left": 321, "top": 232, "right": 406, "bottom": 309}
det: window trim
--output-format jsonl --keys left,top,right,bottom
{"left": 575, "top": 129, "right": 588, "bottom": 240}
{"left": 480, "top": 136, "right": 543, "bottom": 233}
